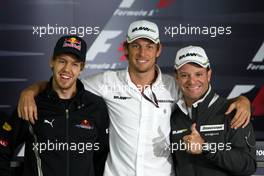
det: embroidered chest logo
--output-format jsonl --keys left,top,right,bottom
{"left": 172, "top": 128, "right": 188, "bottom": 135}
{"left": 75, "top": 119, "right": 94, "bottom": 130}
{"left": 44, "top": 119, "right": 55, "bottom": 128}
{"left": 113, "top": 96, "right": 132, "bottom": 100}
{"left": 200, "top": 124, "right": 224, "bottom": 132}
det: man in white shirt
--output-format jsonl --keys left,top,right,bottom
{"left": 17, "top": 20, "right": 251, "bottom": 176}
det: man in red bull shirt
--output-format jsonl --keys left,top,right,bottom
{"left": 0, "top": 35, "right": 109, "bottom": 176}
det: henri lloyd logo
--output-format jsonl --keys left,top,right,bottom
{"left": 114, "top": 0, "right": 156, "bottom": 16}
{"left": 247, "top": 42, "right": 264, "bottom": 71}
{"left": 179, "top": 53, "right": 202, "bottom": 60}
{"left": 200, "top": 124, "right": 224, "bottom": 132}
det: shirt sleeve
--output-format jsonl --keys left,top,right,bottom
{"left": 204, "top": 118, "right": 256, "bottom": 175}
{"left": 0, "top": 110, "right": 29, "bottom": 176}
{"left": 81, "top": 72, "right": 107, "bottom": 97}
{"left": 92, "top": 98, "right": 110, "bottom": 176}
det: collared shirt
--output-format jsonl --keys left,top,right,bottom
{"left": 176, "top": 86, "right": 219, "bottom": 119}
{"left": 81, "top": 66, "right": 179, "bottom": 176}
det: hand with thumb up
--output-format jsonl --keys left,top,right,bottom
{"left": 182, "top": 123, "right": 205, "bottom": 154}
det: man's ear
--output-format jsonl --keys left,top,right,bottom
{"left": 49, "top": 58, "right": 54, "bottom": 69}
{"left": 207, "top": 69, "right": 212, "bottom": 82}
{"left": 80, "top": 62, "right": 85, "bottom": 71}
{"left": 174, "top": 69, "right": 179, "bottom": 81}
{"left": 156, "top": 43, "right": 162, "bottom": 58}
{"left": 123, "top": 42, "right": 129, "bottom": 59}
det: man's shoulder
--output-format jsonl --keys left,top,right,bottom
{"left": 159, "top": 73, "right": 178, "bottom": 92}
{"left": 82, "top": 70, "right": 122, "bottom": 80}
{"left": 82, "top": 89, "right": 106, "bottom": 104}
{"left": 161, "top": 73, "right": 175, "bottom": 84}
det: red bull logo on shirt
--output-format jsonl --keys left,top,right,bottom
{"left": 75, "top": 119, "right": 94, "bottom": 130}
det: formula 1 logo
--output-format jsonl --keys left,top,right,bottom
{"left": 114, "top": 0, "right": 175, "bottom": 17}
{"left": 247, "top": 42, "right": 264, "bottom": 71}
{"left": 156, "top": 0, "right": 176, "bottom": 8}
{"left": 86, "top": 30, "right": 122, "bottom": 62}
{"left": 119, "top": 0, "right": 135, "bottom": 8}
{"left": 119, "top": 0, "right": 176, "bottom": 8}
{"left": 227, "top": 85, "right": 264, "bottom": 116}
{"left": 227, "top": 85, "right": 255, "bottom": 99}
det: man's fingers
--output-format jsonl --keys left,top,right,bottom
{"left": 23, "top": 106, "right": 29, "bottom": 120}
{"left": 231, "top": 109, "right": 251, "bottom": 129}
{"left": 183, "top": 135, "right": 188, "bottom": 141}
{"left": 29, "top": 117, "right": 35, "bottom": 125}
{"left": 17, "top": 108, "right": 22, "bottom": 118}
{"left": 231, "top": 119, "right": 245, "bottom": 129}
{"left": 225, "top": 103, "right": 236, "bottom": 115}
{"left": 231, "top": 109, "right": 242, "bottom": 125}
{"left": 231, "top": 111, "right": 244, "bottom": 129}
{"left": 183, "top": 135, "right": 190, "bottom": 142}
{"left": 242, "top": 113, "right": 250, "bottom": 128}
{"left": 28, "top": 106, "right": 34, "bottom": 123}
{"left": 33, "top": 106, "right": 38, "bottom": 120}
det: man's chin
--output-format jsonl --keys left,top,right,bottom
{"left": 57, "top": 82, "right": 74, "bottom": 90}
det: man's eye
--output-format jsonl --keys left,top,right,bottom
{"left": 180, "top": 74, "right": 188, "bottom": 78}
{"left": 196, "top": 73, "right": 203, "bottom": 77}
{"left": 131, "top": 44, "right": 139, "bottom": 48}
{"left": 59, "top": 60, "right": 65, "bottom": 63}
{"left": 147, "top": 45, "right": 155, "bottom": 49}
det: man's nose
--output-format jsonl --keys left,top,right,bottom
{"left": 138, "top": 46, "right": 147, "bottom": 57}
{"left": 63, "top": 63, "right": 71, "bottom": 71}
{"left": 188, "top": 75, "right": 196, "bottom": 84}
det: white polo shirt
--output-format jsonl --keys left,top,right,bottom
{"left": 81, "top": 66, "right": 179, "bottom": 176}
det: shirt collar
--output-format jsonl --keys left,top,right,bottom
{"left": 124, "top": 65, "right": 163, "bottom": 90}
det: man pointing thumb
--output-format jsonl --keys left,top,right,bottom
{"left": 183, "top": 123, "right": 205, "bottom": 154}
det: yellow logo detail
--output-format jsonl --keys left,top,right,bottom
{"left": 2, "top": 122, "right": 12, "bottom": 131}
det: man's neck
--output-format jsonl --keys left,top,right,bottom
{"left": 52, "top": 81, "right": 77, "bottom": 99}
{"left": 56, "top": 89, "right": 77, "bottom": 99}
{"left": 129, "top": 68, "right": 157, "bottom": 92}
{"left": 184, "top": 86, "right": 211, "bottom": 107}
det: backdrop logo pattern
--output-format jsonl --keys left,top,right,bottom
{"left": 247, "top": 42, "right": 264, "bottom": 71}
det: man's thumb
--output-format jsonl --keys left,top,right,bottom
{"left": 191, "top": 123, "right": 199, "bottom": 134}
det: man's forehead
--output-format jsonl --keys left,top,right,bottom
{"left": 178, "top": 63, "right": 208, "bottom": 71}
{"left": 129, "top": 38, "right": 157, "bottom": 45}
{"left": 55, "top": 53, "right": 82, "bottom": 63}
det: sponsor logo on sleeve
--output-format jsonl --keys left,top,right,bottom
{"left": 2, "top": 122, "right": 12, "bottom": 131}
{"left": 172, "top": 128, "right": 188, "bottom": 135}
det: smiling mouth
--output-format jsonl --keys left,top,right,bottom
{"left": 136, "top": 59, "right": 148, "bottom": 63}
{"left": 186, "top": 85, "right": 201, "bottom": 91}
{"left": 60, "top": 73, "right": 72, "bottom": 80}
